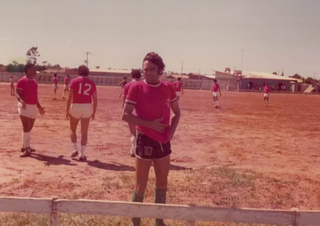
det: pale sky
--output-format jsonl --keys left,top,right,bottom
{"left": 0, "top": 0, "right": 319, "bottom": 78}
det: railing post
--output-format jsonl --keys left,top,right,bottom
{"left": 50, "top": 196, "right": 58, "bottom": 226}
{"left": 187, "top": 204, "right": 196, "bottom": 226}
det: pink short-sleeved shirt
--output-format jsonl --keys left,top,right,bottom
{"left": 264, "top": 85, "right": 271, "bottom": 93}
{"left": 10, "top": 78, "right": 14, "bottom": 86}
{"left": 69, "top": 76, "right": 97, "bottom": 104}
{"left": 126, "top": 80, "right": 177, "bottom": 143}
{"left": 16, "top": 76, "right": 38, "bottom": 105}
{"left": 173, "top": 81, "right": 182, "bottom": 92}
{"left": 64, "top": 77, "right": 69, "bottom": 85}
{"left": 53, "top": 77, "right": 58, "bottom": 85}
{"left": 211, "top": 83, "right": 220, "bottom": 92}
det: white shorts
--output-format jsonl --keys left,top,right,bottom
{"left": 212, "top": 92, "right": 219, "bottom": 97}
{"left": 175, "top": 91, "right": 182, "bottom": 97}
{"left": 18, "top": 103, "right": 37, "bottom": 119}
{"left": 53, "top": 84, "right": 58, "bottom": 90}
{"left": 69, "top": 103, "right": 92, "bottom": 119}
{"left": 64, "top": 84, "right": 69, "bottom": 90}
{"left": 264, "top": 93, "right": 270, "bottom": 98}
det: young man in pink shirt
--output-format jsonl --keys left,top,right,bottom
{"left": 53, "top": 74, "right": 58, "bottom": 100}
{"left": 123, "top": 69, "right": 142, "bottom": 157}
{"left": 122, "top": 52, "right": 180, "bottom": 226}
{"left": 16, "top": 63, "right": 45, "bottom": 157}
{"left": 66, "top": 65, "right": 97, "bottom": 161}
{"left": 264, "top": 82, "right": 271, "bottom": 107}
{"left": 211, "top": 79, "right": 222, "bottom": 109}
{"left": 173, "top": 77, "right": 183, "bottom": 101}
{"left": 62, "top": 74, "right": 70, "bottom": 99}
{"left": 10, "top": 75, "right": 15, "bottom": 95}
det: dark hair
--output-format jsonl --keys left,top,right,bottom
{"left": 213, "top": 79, "right": 217, "bottom": 82}
{"left": 123, "top": 76, "right": 127, "bottom": 79}
{"left": 143, "top": 52, "right": 165, "bottom": 75}
{"left": 78, "top": 65, "right": 89, "bottom": 76}
{"left": 131, "top": 69, "right": 141, "bottom": 79}
{"left": 177, "top": 77, "right": 181, "bottom": 81}
{"left": 24, "top": 63, "right": 35, "bottom": 74}
{"left": 54, "top": 73, "right": 57, "bottom": 77}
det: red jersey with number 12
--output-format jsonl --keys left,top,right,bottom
{"left": 69, "top": 76, "right": 97, "bottom": 104}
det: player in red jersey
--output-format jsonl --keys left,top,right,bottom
{"left": 122, "top": 52, "right": 180, "bottom": 226}
{"left": 62, "top": 74, "right": 70, "bottom": 99}
{"left": 53, "top": 74, "right": 58, "bottom": 100}
{"left": 264, "top": 82, "right": 271, "bottom": 107}
{"left": 66, "top": 65, "right": 97, "bottom": 161}
{"left": 211, "top": 79, "right": 222, "bottom": 109}
{"left": 173, "top": 77, "right": 183, "bottom": 101}
{"left": 10, "top": 75, "right": 15, "bottom": 95}
{"left": 123, "top": 69, "right": 141, "bottom": 157}
{"left": 16, "top": 63, "right": 45, "bottom": 157}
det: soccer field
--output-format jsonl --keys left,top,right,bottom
{"left": 1, "top": 83, "right": 320, "bottom": 225}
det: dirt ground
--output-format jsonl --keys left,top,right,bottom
{"left": 1, "top": 82, "right": 320, "bottom": 208}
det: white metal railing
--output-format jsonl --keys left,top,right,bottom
{"left": 1, "top": 196, "right": 320, "bottom": 225}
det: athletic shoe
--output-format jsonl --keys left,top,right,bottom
{"left": 79, "top": 156, "right": 87, "bottom": 161}
{"left": 21, "top": 147, "right": 36, "bottom": 153}
{"left": 71, "top": 151, "right": 79, "bottom": 158}
{"left": 20, "top": 147, "right": 31, "bottom": 157}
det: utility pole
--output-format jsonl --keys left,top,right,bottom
{"left": 241, "top": 49, "right": 244, "bottom": 72}
{"left": 85, "top": 52, "right": 91, "bottom": 67}
{"left": 181, "top": 61, "right": 184, "bottom": 74}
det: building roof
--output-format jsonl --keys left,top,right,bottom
{"left": 90, "top": 69, "right": 131, "bottom": 74}
{"left": 243, "top": 71, "right": 299, "bottom": 81}
{"left": 213, "top": 70, "right": 299, "bottom": 82}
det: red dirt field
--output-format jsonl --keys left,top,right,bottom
{"left": 1, "top": 82, "right": 320, "bottom": 209}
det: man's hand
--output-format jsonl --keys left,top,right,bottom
{"left": 149, "top": 117, "right": 167, "bottom": 133}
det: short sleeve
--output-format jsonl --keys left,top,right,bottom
{"left": 169, "top": 83, "right": 177, "bottom": 102}
{"left": 125, "top": 83, "right": 139, "bottom": 105}
{"left": 91, "top": 81, "right": 97, "bottom": 93}
{"left": 16, "top": 78, "right": 25, "bottom": 90}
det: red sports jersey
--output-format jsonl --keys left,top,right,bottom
{"left": 64, "top": 77, "right": 69, "bottom": 85}
{"left": 173, "top": 81, "right": 182, "bottom": 92}
{"left": 123, "top": 80, "right": 138, "bottom": 98}
{"left": 264, "top": 85, "right": 271, "bottom": 93}
{"left": 69, "top": 76, "right": 97, "bottom": 104}
{"left": 211, "top": 83, "right": 220, "bottom": 92}
{"left": 126, "top": 80, "right": 177, "bottom": 143}
{"left": 53, "top": 77, "right": 58, "bottom": 85}
{"left": 16, "top": 76, "right": 38, "bottom": 105}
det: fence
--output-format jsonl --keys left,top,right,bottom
{"left": 1, "top": 196, "right": 320, "bottom": 226}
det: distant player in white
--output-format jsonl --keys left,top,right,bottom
{"left": 62, "top": 74, "right": 70, "bottom": 99}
